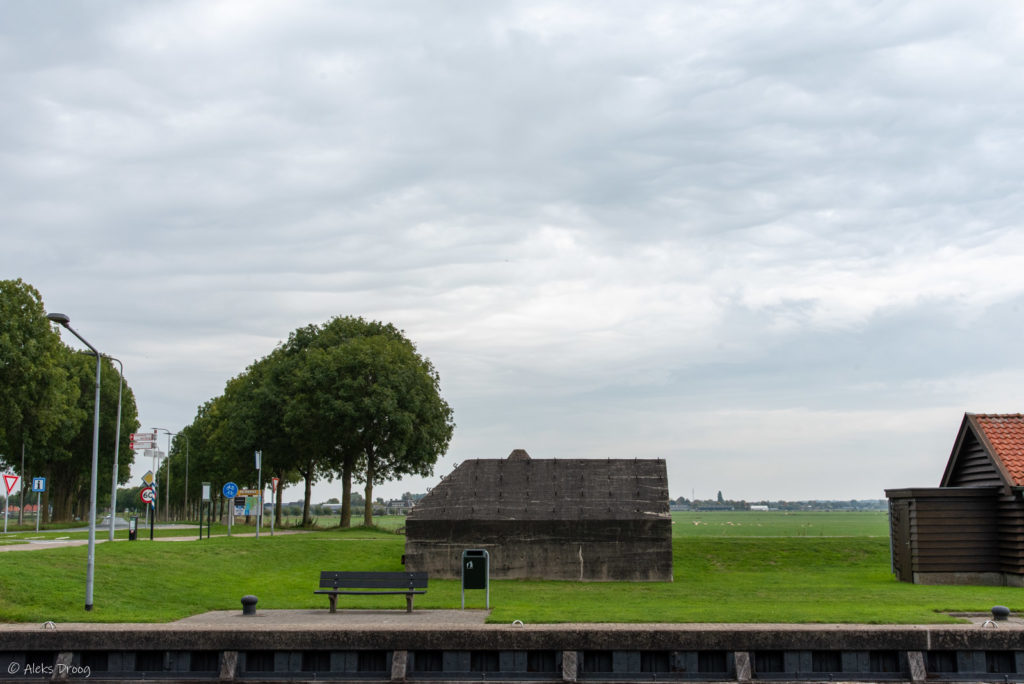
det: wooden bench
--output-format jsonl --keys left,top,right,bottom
{"left": 314, "top": 571, "right": 428, "bottom": 613}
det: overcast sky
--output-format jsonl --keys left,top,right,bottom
{"left": 4, "top": 1, "right": 1024, "bottom": 504}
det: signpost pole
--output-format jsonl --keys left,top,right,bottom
{"left": 31, "top": 477, "right": 46, "bottom": 533}
{"left": 255, "top": 451, "right": 261, "bottom": 540}
{"left": 200, "top": 483, "right": 210, "bottom": 540}
{"left": 149, "top": 502, "right": 154, "bottom": 540}
{"left": 222, "top": 482, "right": 238, "bottom": 538}
{"left": 270, "top": 477, "right": 279, "bottom": 537}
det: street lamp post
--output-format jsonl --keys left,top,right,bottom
{"left": 153, "top": 429, "right": 188, "bottom": 520}
{"left": 106, "top": 356, "right": 124, "bottom": 542}
{"left": 46, "top": 312, "right": 102, "bottom": 612}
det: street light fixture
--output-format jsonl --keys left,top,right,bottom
{"left": 46, "top": 312, "right": 102, "bottom": 612}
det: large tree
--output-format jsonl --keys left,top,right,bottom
{"left": 179, "top": 315, "right": 455, "bottom": 528}
{"left": 0, "top": 280, "right": 76, "bottom": 499}
{"left": 282, "top": 316, "right": 454, "bottom": 526}
{"left": 45, "top": 351, "right": 139, "bottom": 521}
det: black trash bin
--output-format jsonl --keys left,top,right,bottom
{"left": 461, "top": 549, "right": 489, "bottom": 608}
{"left": 128, "top": 516, "right": 138, "bottom": 541}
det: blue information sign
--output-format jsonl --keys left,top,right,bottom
{"left": 31, "top": 477, "right": 46, "bottom": 493}
{"left": 222, "top": 481, "right": 238, "bottom": 498}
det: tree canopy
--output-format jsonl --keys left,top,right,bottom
{"left": 0, "top": 279, "right": 140, "bottom": 521}
{"left": 174, "top": 315, "right": 455, "bottom": 527}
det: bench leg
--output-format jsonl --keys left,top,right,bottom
{"left": 406, "top": 593, "right": 413, "bottom": 613}
{"left": 329, "top": 594, "right": 337, "bottom": 614}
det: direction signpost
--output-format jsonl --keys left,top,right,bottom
{"left": 140, "top": 485, "right": 156, "bottom": 540}
{"left": 31, "top": 477, "right": 45, "bottom": 532}
{"left": 129, "top": 431, "right": 157, "bottom": 450}
{"left": 222, "top": 482, "right": 238, "bottom": 537}
{"left": 3, "top": 474, "right": 20, "bottom": 534}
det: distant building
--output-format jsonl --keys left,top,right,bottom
{"left": 404, "top": 450, "right": 673, "bottom": 581}
{"left": 886, "top": 413, "right": 1024, "bottom": 586}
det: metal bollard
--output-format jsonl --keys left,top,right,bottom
{"left": 241, "top": 595, "right": 258, "bottom": 616}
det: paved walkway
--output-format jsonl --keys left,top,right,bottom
{"left": 0, "top": 609, "right": 1020, "bottom": 633}
{"left": 0, "top": 529, "right": 307, "bottom": 552}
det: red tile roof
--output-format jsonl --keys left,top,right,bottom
{"left": 972, "top": 414, "right": 1024, "bottom": 487}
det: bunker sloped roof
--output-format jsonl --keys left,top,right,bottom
{"left": 409, "top": 453, "right": 671, "bottom": 521}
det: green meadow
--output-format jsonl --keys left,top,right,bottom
{"left": 0, "top": 512, "right": 1018, "bottom": 624}
{"left": 671, "top": 510, "right": 889, "bottom": 537}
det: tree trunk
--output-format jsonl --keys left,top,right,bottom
{"left": 274, "top": 471, "right": 283, "bottom": 527}
{"left": 363, "top": 481, "right": 374, "bottom": 526}
{"left": 363, "top": 456, "right": 375, "bottom": 527}
{"left": 340, "top": 453, "right": 354, "bottom": 528}
{"left": 302, "top": 462, "right": 313, "bottom": 527}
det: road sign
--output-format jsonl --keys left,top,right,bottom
{"left": 238, "top": 489, "right": 260, "bottom": 496}
{"left": 3, "top": 474, "right": 20, "bottom": 495}
{"left": 255, "top": 450, "right": 262, "bottom": 469}
{"left": 131, "top": 440, "right": 157, "bottom": 450}
{"left": 142, "top": 471, "right": 154, "bottom": 485}
{"left": 31, "top": 477, "right": 46, "bottom": 493}
{"left": 131, "top": 432, "right": 157, "bottom": 441}
{"left": 222, "top": 482, "right": 238, "bottom": 498}
{"left": 140, "top": 486, "right": 156, "bottom": 505}
{"left": 271, "top": 477, "right": 279, "bottom": 493}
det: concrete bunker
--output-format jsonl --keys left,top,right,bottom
{"left": 404, "top": 450, "right": 673, "bottom": 581}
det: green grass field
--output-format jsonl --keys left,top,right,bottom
{"left": 0, "top": 512, "right": 1019, "bottom": 625}
{"left": 671, "top": 511, "right": 889, "bottom": 537}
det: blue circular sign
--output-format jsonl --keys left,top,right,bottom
{"left": 222, "top": 482, "right": 238, "bottom": 498}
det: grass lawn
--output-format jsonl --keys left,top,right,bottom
{"left": 671, "top": 511, "right": 889, "bottom": 537}
{"left": 0, "top": 515, "right": 1020, "bottom": 625}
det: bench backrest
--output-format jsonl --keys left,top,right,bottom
{"left": 319, "top": 571, "right": 428, "bottom": 590}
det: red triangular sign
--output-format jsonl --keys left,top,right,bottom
{"left": 3, "top": 474, "right": 20, "bottom": 495}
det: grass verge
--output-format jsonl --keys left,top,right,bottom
{"left": 0, "top": 527, "right": 1019, "bottom": 624}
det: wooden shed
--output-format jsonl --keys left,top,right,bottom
{"left": 886, "top": 413, "right": 1024, "bottom": 586}
{"left": 403, "top": 450, "right": 673, "bottom": 581}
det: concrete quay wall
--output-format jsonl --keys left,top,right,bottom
{"left": 1, "top": 620, "right": 1022, "bottom": 682}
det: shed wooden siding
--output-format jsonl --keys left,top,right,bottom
{"left": 997, "top": 493, "right": 1024, "bottom": 572}
{"left": 886, "top": 488, "right": 1001, "bottom": 577}
{"left": 887, "top": 414, "right": 1024, "bottom": 585}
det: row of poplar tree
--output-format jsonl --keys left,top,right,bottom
{"left": 0, "top": 278, "right": 455, "bottom": 526}
{"left": 166, "top": 315, "right": 455, "bottom": 527}
{"left": 0, "top": 279, "right": 140, "bottom": 522}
